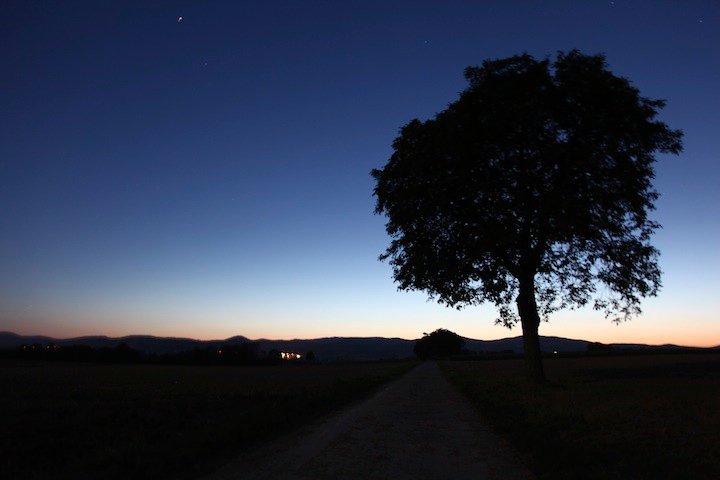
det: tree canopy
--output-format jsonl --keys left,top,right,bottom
{"left": 414, "top": 329, "right": 465, "bottom": 360}
{"left": 372, "top": 51, "right": 682, "bottom": 381}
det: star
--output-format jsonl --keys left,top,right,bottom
{"left": 177, "top": 16, "right": 183, "bottom": 23}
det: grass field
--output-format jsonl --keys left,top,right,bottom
{"left": 1, "top": 359, "right": 415, "bottom": 479}
{"left": 441, "top": 353, "right": 720, "bottom": 480}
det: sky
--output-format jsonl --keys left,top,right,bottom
{"left": 1, "top": 1, "right": 718, "bottom": 345}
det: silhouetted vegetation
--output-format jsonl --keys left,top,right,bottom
{"left": 373, "top": 51, "right": 683, "bottom": 382}
{"left": 442, "top": 354, "right": 720, "bottom": 479}
{"left": 3, "top": 341, "right": 302, "bottom": 366}
{"left": 268, "top": 348, "right": 282, "bottom": 363}
{"left": 414, "top": 329, "right": 465, "bottom": 359}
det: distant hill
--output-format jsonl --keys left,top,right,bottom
{"left": 464, "top": 335, "right": 592, "bottom": 354}
{"left": 0, "top": 331, "right": 711, "bottom": 361}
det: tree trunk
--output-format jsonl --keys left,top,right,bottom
{"left": 517, "top": 274, "right": 546, "bottom": 384}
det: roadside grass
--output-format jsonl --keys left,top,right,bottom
{"left": 1, "top": 360, "right": 415, "bottom": 479}
{"left": 440, "top": 354, "right": 720, "bottom": 480}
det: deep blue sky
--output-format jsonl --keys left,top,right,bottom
{"left": 1, "top": 1, "right": 718, "bottom": 344}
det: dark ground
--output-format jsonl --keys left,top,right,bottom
{"left": 207, "top": 361, "right": 533, "bottom": 480}
{"left": 1, "top": 360, "right": 414, "bottom": 479}
{"left": 4, "top": 353, "right": 718, "bottom": 479}
{"left": 441, "top": 353, "right": 720, "bottom": 480}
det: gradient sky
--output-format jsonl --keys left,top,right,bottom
{"left": 1, "top": 1, "right": 718, "bottom": 345}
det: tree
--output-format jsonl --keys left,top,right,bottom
{"left": 267, "top": 349, "right": 282, "bottom": 364}
{"left": 414, "top": 329, "right": 465, "bottom": 360}
{"left": 372, "top": 51, "right": 682, "bottom": 382}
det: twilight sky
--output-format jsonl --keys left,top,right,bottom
{"left": 1, "top": 1, "right": 718, "bottom": 345}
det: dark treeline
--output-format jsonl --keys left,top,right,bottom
{"left": 1, "top": 342, "right": 316, "bottom": 366}
{"left": 454, "top": 344, "right": 718, "bottom": 362}
{"left": 412, "top": 331, "right": 715, "bottom": 361}
{"left": 413, "top": 329, "right": 466, "bottom": 360}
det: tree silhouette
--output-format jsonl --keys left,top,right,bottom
{"left": 414, "top": 329, "right": 465, "bottom": 360}
{"left": 372, "top": 51, "right": 682, "bottom": 382}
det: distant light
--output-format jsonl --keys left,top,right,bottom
{"left": 553, "top": 350, "right": 558, "bottom": 354}
{"left": 280, "top": 352, "right": 302, "bottom": 360}
{"left": 177, "top": 16, "right": 183, "bottom": 23}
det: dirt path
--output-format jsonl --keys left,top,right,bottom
{"left": 206, "top": 362, "right": 533, "bottom": 480}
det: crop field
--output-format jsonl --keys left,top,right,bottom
{"left": 441, "top": 353, "right": 720, "bottom": 480}
{"left": 1, "top": 360, "right": 415, "bottom": 479}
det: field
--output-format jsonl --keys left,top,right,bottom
{"left": 441, "top": 353, "right": 720, "bottom": 480}
{"left": 1, "top": 359, "right": 415, "bottom": 479}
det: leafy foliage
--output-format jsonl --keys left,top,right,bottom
{"left": 373, "top": 51, "right": 682, "bottom": 327}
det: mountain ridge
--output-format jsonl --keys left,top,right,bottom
{"left": 1, "top": 331, "right": 714, "bottom": 361}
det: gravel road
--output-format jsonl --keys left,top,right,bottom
{"left": 206, "top": 361, "right": 533, "bottom": 480}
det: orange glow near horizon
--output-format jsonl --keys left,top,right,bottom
{"left": 2, "top": 308, "right": 718, "bottom": 348}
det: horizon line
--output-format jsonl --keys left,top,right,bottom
{"left": 2, "top": 330, "right": 717, "bottom": 349}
